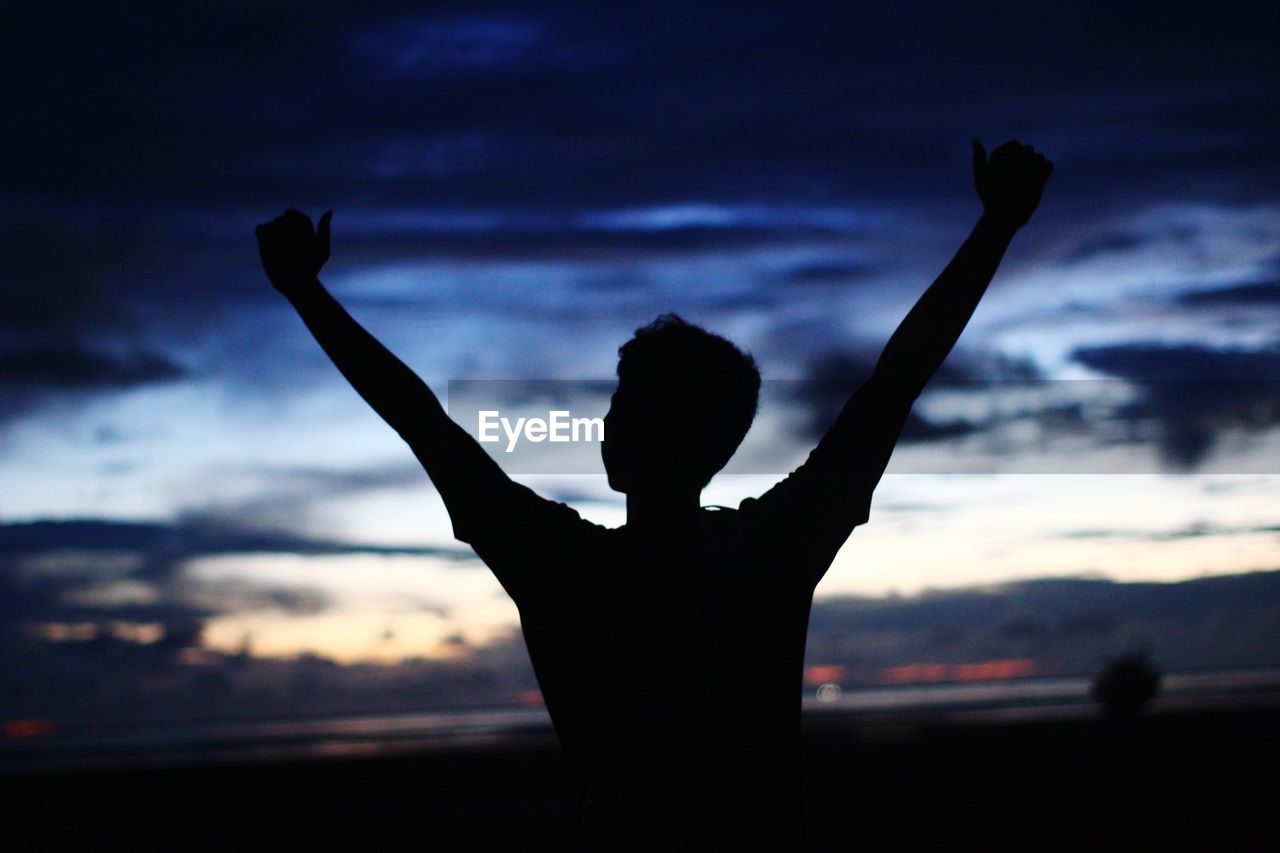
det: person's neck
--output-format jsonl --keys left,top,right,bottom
{"left": 625, "top": 486, "right": 702, "bottom": 530}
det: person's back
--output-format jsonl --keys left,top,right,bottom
{"left": 465, "top": 498, "right": 833, "bottom": 848}
{"left": 256, "top": 138, "right": 1052, "bottom": 850}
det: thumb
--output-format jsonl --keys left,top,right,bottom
{"left": 971, "top": 139, "right": 987, "bottom": 176}
{"left": 318, "top": 210, "right": 333, "bottom": 247}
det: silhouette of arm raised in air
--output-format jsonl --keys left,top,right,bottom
{"left": 752, "top": 141, "right": 1052, "bottom": 571}
{"left": 254, "top": 210, "right": 536, "bottom": 567}
{"left": 866, "top": 140, "right": 1051, "bottom": 394}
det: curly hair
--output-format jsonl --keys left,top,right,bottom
{"left": 614, "top": 313, "right": 761, "bottom": 487}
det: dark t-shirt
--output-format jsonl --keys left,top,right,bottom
{"left": 436, "top": 378, "right": 905, "bottom": 848}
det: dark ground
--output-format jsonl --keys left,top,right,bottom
{"left": 3, "top": 706, "right": 1276, "bottom": 851}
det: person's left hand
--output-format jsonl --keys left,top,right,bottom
{"left": 256, "top": 209, "right": 332, "bottom": 295}
{"left": 972, "top": 140, "right": 1053, "bottom": 231}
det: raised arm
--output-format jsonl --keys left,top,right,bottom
{"left": 868, "top": 140, "right": 1051, "bottom": 395}
{"left": 749, "top": 141, "right": 1052, "bottom": 566}
{"left": 254, "top": 210, "right": 518, "bottom": 541}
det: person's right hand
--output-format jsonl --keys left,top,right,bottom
{"left": 256, "top": 209, "right": 332, "bottom": 294}
{"left": 972, "top": 140, "right": 1052, "bottom": 232}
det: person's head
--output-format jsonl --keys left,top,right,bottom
{"left": 603, "top": 313, "right": 760, "bottom": 495}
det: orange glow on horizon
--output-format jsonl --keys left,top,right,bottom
{"left": 804, "top": 665, "right": 847, "bottom": 686}
{"left": 880, "top": 658, "right": 1036, "bottom": 685}
{"left": 5, "top": 719, "right": 58, "bottom": 739}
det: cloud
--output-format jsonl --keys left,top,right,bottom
{"left": 1058, "top": 521, "right": 1280, "bottom": 542}
{"left": 0, "top": 517, "right": 475, "bottom": 565}
{"left": 1071, "top": 342, "right": 1280, "bottom": 468}
{"left": 349, "top": 16, "right": 547, "bottom": 76}
{"left": 186, "top": 580, "right": 329, "bottom": 617}
{"left": 787, "top": 349, "right": 1040, "bottom": 444}
{"left": 3, "top": 2, "right": 1278, "bottom": 440}
{"left": 1059, "top": 230, "right": 1153, "bottom": 263}
{"left": 185, "top": 462, "right": 440, "bottom": 531}
{"left": 0, "top": 343, "right": 186, "bottom": 389}
{"left": 9, "top": 2, "right": 1280, "bottom": 216}
{"left": 761, "top": 339, "right": 1280, "bottom": 474}
{"left": 321, "top": 210, "right": 867, "bottom": 267}
{"left": 0, "top": 208, "right": 204, "bottom": 427}
{"left": 0, "top": 515, "right": 474, "bottom": 665}
{"left": 6, "top": 0, "right": 1280, "bottom": 745}
{"left": 0, "top": 341, "right": 189, "bottom": 429}
{"left": 0, "top": 517, "right": 337, "bottom": 634}
{"left": 806, "top": 570, "right": 1280, "bottom": 683}
{"left": 6, "top": 511, "right": 1280, "bottom": 733}
{"left": 0, "top": 512, "right": 495, "bottom": 728}
{"left": 773, "top": 261, "right": 878, "bottom": 286}
{"left": 0, "top": 210, "right": 149, "bottom": 338}
{"left": 1176, "top": 280, "right": 1280, "bottom": 307}
{"left": 1072, "top": 343, "right": 1280, "bottom": 381}
{"left": 0, "top": 518, "right": 173, "bottom": 556}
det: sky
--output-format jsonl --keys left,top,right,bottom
{"left": 3, "top": 1, "right": 1280, "bottom": 729}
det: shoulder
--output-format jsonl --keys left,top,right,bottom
{"left": 463, "top": 489, "right": 609, "bottom": 601}
{"left": 453, "top": 480, "right": 603, "bottom": 547}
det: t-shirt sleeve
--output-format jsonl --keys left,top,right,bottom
{"left": 740, "top": 378, "right": 913, "bottom": 585}
{"left": 423, "top": 421, "right": 589, "bottom": 602}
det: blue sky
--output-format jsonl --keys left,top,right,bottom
{"left": 3, "top": 1, "right": 1280, "bottom": 726}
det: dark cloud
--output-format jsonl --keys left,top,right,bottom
{"left": 806, "top": 570, "right": 1280, "bottom": 682}
{"left": 348, "top": 16, "right": 552, "bottom": 77}
{"left": 1072, "top": 342, "right": 1280, "bottom": 469}
{"left": 773, "top": 261, "right": 878, "bottom": 286}
{"left": 186, "top": 462, "right": 440, "bottom": 531}
{"left": 1176, "top": 279, "right": 1280, "bottom": 308}
{"left": 262, "top": 464, "right": 430, "bottom": 497}
{"left": 0, "top": 610, "right": 542, "bottom": 735}
{"left": 1059, "top": 521, "right": 1280, "bottom": 542}
{"left": 0, "top": 342, "right": 189, "bottom": 428}
{"left": 1073, "top": 343, "right": 1280, "bottom": 381}
{"left": 0, "top": 208, "right": 206, "bottom": 426}
{"left": 0, "top": 343, "right": 186, "bottom": 389}
{"left": 1057, "top": 221, "right": 1200, "bottom": 264}
{"left": 0, "top": 516, "right": 339, "bottom": 644}
{"left": 763, "top": 340, "right": 1280, "bottom": 472}
{"left": 334, "top": 219, "right": 858, "bottom": 263}
{"left": 7, "top": 555, "right": 1280, "bottom": 737}
{"left": 188, "top": 580, "right": 329, "bottom": 617}
{"left": 0, "top": 211, "right": 146, "bottom": 338}
{"left": 787, "top": 349, "right": 1041, "bottom": 444}
{"left": 0, "top": 517, "right": 475, "bottom": 565}
{"left": 0, "top": 516, "right": 473, "bottom": 650}
{"left": 786, "top": 350, "right": 872, "bottom": 441}
{"left": 2, "top": 0, "right": 1277, "bottom": 429}
{"left": 7, "top": 2, "right": 1280, "bottom": 214}
{"left": 5, "top": 0, "right": 1280, "bottom": 743}
{"left": 896, "top": 412, "right": 984, "bottom": 443}
{"left": 0, "top": 518, "right": 173, "bottom": 555}
{"left": 1059, "top": 230, "right": 1152, "bottom": 263}
{"left": 0, "top": 512, "right": 490, "bottom": 729}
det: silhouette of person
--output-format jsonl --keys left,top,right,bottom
{"left": 257, "top": 140, "right": 1052, "bottom": 850}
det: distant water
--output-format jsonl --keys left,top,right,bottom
{"left": 804, "top": 668, "right": 1280, "bottom": 725}
{"left": 0, "top": 706, "right": 558, "bottom": 773}
{"left": 6, "top": 669, "right": 1280, "bottom": 773}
